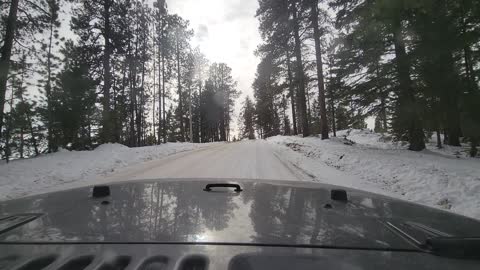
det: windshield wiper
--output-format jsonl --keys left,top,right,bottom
{"left": 383, "top": 221, "right": 480, "bottom": 260}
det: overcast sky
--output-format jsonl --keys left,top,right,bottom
{"left": 168, "top": 0, "right": 261, "bottom": 130}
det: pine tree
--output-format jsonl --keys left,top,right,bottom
{"left": 3, "top": 52, "right": 40, "bottom": 160}
{"left": 0, "top": 0, "right": 19, "bottom": 137}
{"left": 253, "top": 53, "right": 281, "bottom": 138}
{"left": 71, "top": 0, "right": 123, "bottom": 143}
{"left": 153, "top": 0, "right": 167, "bottom": 143}
{"left": 208, "top": 63, "right": 239, "bottom": 141}
{"left": 335, "top": 106, "right": 349, "bottom": 131}
{"left": 256, "top": 0, "right": 310, "bottom": 137}
{"left": 290, "top": 1, "right": 310, "bottom": 137}
{"left": 331, "top": 0, "right": 426, "bottom": 150}
{"left": 168, "top": 15, "right": 193, "bottom": 142}
{"left": 36, "top": 0, "right": 62, "bottom": 152}
{"left": 239, "top": 96, "right": 256, "bottom": 140}
{"left": 1, "top": 0, "right": 51, "bottom": 137}
{"left": 54, "top": 41, "right": 96, "bottom": 149}
{"left": 309, "top": 0, "right": 329, "bottom": 139}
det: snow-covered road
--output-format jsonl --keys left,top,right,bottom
{"left": 99, "top": 140, "right": 306, "bottom": 182}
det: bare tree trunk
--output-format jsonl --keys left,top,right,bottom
{"left": 464, "top": 46, "right": 475, "bottom": 87}
{"left": 162, "top": 53, "right": 167, "bottom": 143}
{"left": 129, "top": 80, "right": 136, "bottom": 146}
{"left": 374, "top": 59, "right": 388, "bottom": 132}
{"left": 129, "top": 51, "right": 137, "bottom": 147}
{"left": 87, "top": 114, "right": 92, "bottom": 147}
{"left": 310, "top": 0, "right": 329, "bottom": 139}
{"left": 225, "top": 89, "right": 231, "bottom": 141}
{"left": 330, "top": 98, "right": 336, "bottom": 137}
{"left": 18, "top": 55, "right": 38, "bottom": 156}
{"left": 139, "top": 9, "right": 149, "bottom": 146}
{"left": 112, "top": 75, "right": 119, "bottom": 143}
{"left": 4, "top": 82, "right": 15, "bottom": 162}
{"left": 198, "top": 81, "right": 203, "bottom": 142}
{"left": 286, "top": 49, "right": 298, "bottom": 135}
{"left": 45, "top": 19, "right": 56, "bottom": 152}
{"left": 0, "top": 0, "right": 19, "bottom": 138}
{"left": 152, "top": 37, "right": 156, "bottom": 144}
{"left": 176, "top": 37, "right": 185, "bottom": 142}
{"left": 120, "top": 53, "right": 128, "bottom": 143}
{"left": 291, "top": 4, "right": 310, "bottom": 137}
{"left": 27, "top": 114, "right": 39, "bottom": 156}
{"left": 392, "top": 17, "right": 425, "bottom": 151}
{"left": 461, "top": 0, "right": 477, "bottom": 90}
{"left": 328, "top": 82, "right": 336, "bottom": 137}
{"left": 137, "top": 66, "right": 145, "bottom": 147}
{"left": 327, "top": 58, "right": 336, "bottom": 137}
{"left": 296, "top": 91, "right": 303, "bottom": 134}
{"left": 157, "top": 30, "right": 162, "bottom": 144}
{"left": 137, "top": 52, "right": 146, "bottom": 147}
{"left": 101, "top": 0, "right": 113, "bottom": 143}
{"left": 219, "top": 71, "right": 227, "bottom": 141}
{"left": 189, "top": 86, "right": 193, "bottom": 143}
{"left": 306, "top": 87, "right": 311, "bottom": 125}
{"left": 19, "top": 127, "right": 24, "bottom": 158}
{"left": 436, "top": 129, "right": 442, "bottom": 149}
{"left": 470, "top": 138, "right": 478, "bottom": 157}
{"left": 380, "top": 96, "right": 388, "bottom": 131}
{"left": 443, "top": 52, "right": 461, "bottom": 147}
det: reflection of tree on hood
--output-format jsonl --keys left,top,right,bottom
{"left": 162, "top": 183, "right": 238, "bottom": 237}
{"left": 249, "top": 185, "right": 290, "bottom": 242}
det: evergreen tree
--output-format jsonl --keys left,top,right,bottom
{"left": 0, "top": 0, "right": 20, "bottom": 137}
{"left": 239, "top": 96, "right": 256, "bottom": 140}
{"left": 253, "top": 53, "right": 282, "bottom": 138}
{"left": 330, "top": 0, "right": 426, "bottom": 150}
{"left": 208, "top": 63, "right": 239, "bottom": 141}
{"left": 1, "top": 0, "right": 52, "bottom": 137}
{"left": 54, "top": 41, "right": 96, "bottom": 150}
{"left": 37, "top": 0, "right": 62, "bottom": 152}
{"left": 335, "top": 106, "right": 349, "bottom": 131}
{"left": 71, "top": 0, "right": 126, "bottom": 143}
{"left": 2, "top": 52, "right": 40, "bottom": 160}
{"left": 256, "top": 0, "right": 310, "bottom": 137}
{"left": 309, "top": 0, "right": 329, "bottom": 139}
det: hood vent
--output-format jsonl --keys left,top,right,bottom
{"left": 16, "top": 255, "right": 57, "bottom": 270}
{"left": 6, "top": 253, "right": 212, "bottom": 270}
{"left": 178, "top": 256, "right": 208, "bottom": 270}
{"left": 98, "top": 256, "right": 131, "bottom": 270}
{"left": 12, "top": 255, "right": 135, "bottom": 270}
{"left": 138, "top": 256, "right": 168, "bottom": 270}
{"left": 57, "top": 255, "right": 94, "bottom": 270}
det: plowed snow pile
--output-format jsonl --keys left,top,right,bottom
{"left": 268, "top": 129, "right": 480, "bottom": 220}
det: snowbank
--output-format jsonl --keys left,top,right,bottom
{"left": 268, "top": 130, "right": 480, "bottom": 220}
{"left": 0, "top": 143, "right": 211, "bottom": 201}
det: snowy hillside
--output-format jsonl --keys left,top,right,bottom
{"left": 0, "top": 143, "right": 212, "bottom": 201}
{"left": 268, "top": 129, "right": 480, "bottom": 220}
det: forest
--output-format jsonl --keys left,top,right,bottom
{"left": 242, "top": 0, "right": 480, "bottom": 156}
{"left": 0, "top": 0, "right": 239, "bottom": 161}
{"left": 2, "top": 0, "right": 480, "bottom": 162}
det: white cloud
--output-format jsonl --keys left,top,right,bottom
{"left": 196, "top": 24, "right": 209, "bottom": 42}
{"left": 168, "top": 0, "right": 261, "bottom": 135}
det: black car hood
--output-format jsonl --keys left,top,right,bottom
{"left": 1, "top": 179, "right": 479, "bottom": 251}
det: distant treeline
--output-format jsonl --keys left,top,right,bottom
{"left": 0, "top": 0, "right": 238, "bottom": 161}
{"left": 243, "top": 0, "right": 480, "bottom": 156}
